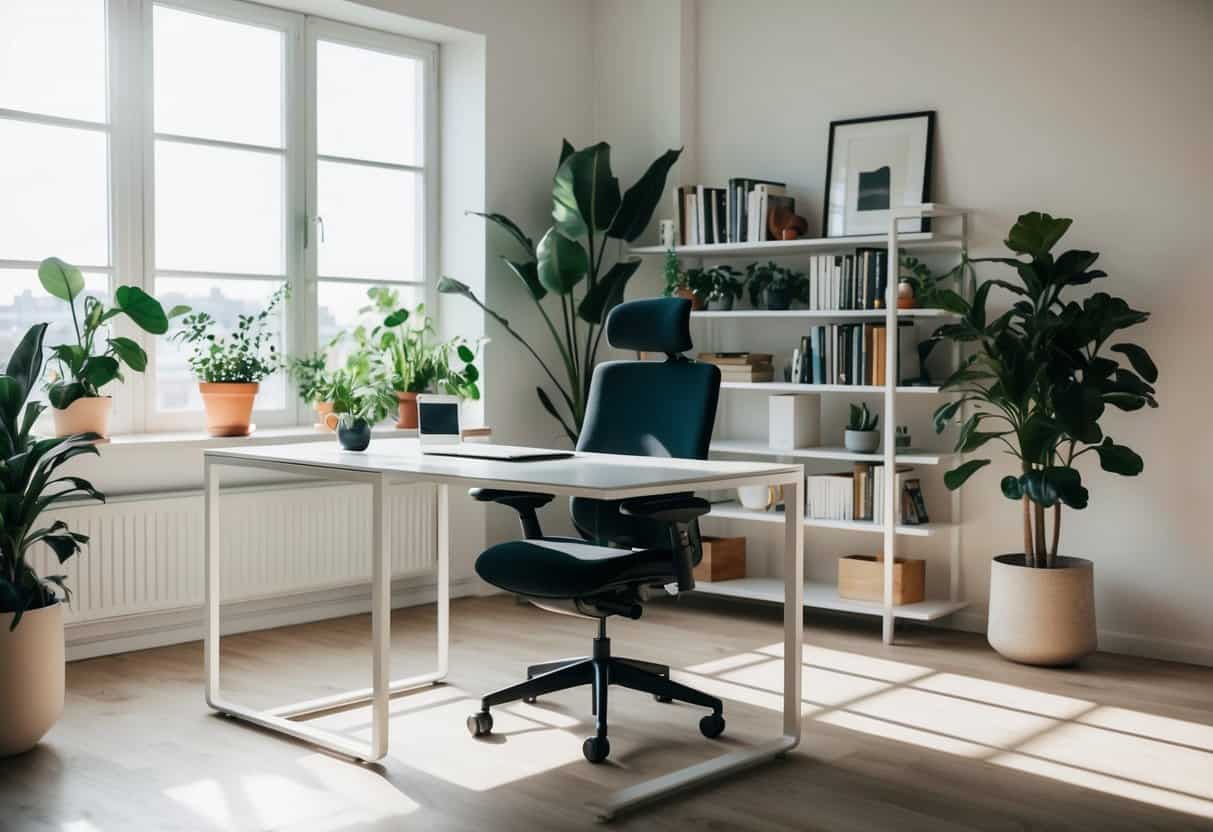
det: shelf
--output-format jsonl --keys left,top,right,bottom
{"left": 706, "top": 501, "right": 944, "bottom": 537}
{"left": 709, "top": 439, "right": 952, "bottom": 466}
{"left": 630, "top": 231, "right": 962, "bottom": 258}
{"left": 692, "top": 308, "right": 958, "bottom": 320}
{"left": 719, "top": 381, "right": 942, "bottom": 394}
{"left": 693, "top": 577, "right": 968, "bottom": 622}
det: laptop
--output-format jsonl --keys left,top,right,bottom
{"left": 416, "top": 395, "right": 574, "bottom": 462}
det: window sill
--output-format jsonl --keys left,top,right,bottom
{"left": 98, "top": 424, "right": 491, "bottom": 453}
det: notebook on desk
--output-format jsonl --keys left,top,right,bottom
{"left": 416, "top": 395, "right": 573, "bottom": 462}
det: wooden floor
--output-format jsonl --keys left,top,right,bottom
{"left": 3, "top": 595, "right": 1212, "bottom": 831}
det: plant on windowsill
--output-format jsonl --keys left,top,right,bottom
{"left": 746, "top": 261, "right": 803, "bottom": 311}
{"left": 843, "top": 402, "right": 880, "bottom": 453}
{"left": 931, "top": 211, "right": 1158, "bottom": 666}
{"left": 703, "top": 265, "right": 745, "bottom": 311}
{"left": 171, "top": 284, "right": 288, "bottom": 437}
{"left": 38, "top": 257, "right": 186, "bottom": 439}
{"left": 0, "top": 323, "right": 104, "bottom": 756}
{"left": 438, "top": 139, "right": 681, "bottom": 443}
{"left": 320, "top": 369, "right": 397, "bottom": 451}
{"left": 287, "top": 351, "right": 338, "bottom": 429}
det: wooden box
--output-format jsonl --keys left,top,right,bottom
{"left": 695, "top": 536, "right": 746, "bottom": 582}
{"left": 837, "top": 555, "right": 925, "bottom": 604}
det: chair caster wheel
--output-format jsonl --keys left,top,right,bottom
{"left": 699, "top": 713, "right": 725, "bottom": 739}
{"left": 654, "top": 695, "right": 673, "bottom": 703}
{"left": 582, "top": 736, "right": 610, "bottom": 763}
{"left": 523, "top": 696, "right": 537, "bottom": 704}
{"left": 467, "top": 711, "right": 493, "bottom": 737}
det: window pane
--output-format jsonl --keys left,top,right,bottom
{"left": 0, "top": 0, "right": 107, "bottom": 123}
{"left": 155, "top": 141, "right": 284, "bottom": 274}
{"left": 153, "top": 5, "right": 284, "bottom": 148}
{"left": 316, "top": 40, "right": 419, "bottom": 166}
{"left": 318, "top": 161, "right": 417, "bottom": 280}
{"left": 154, "top": 278, "right": 286, "bottom": 412}
{"left": 0, "top": 120, "right": 110, "bottom": 265}
{"left": 318, "top": 280, "right": 422, "bottom": 367}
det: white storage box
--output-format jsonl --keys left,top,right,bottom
{"left": 768, "top": 394, "right": 820, "bottom": 449}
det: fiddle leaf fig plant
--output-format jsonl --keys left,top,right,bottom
{"left": 439, "top": 139, "right": 682, "bottom": 442}
{"left": 932, "top": 212, "right": 1157, "bottom": 568}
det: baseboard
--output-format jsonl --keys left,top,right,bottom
{"left": 65, "top": 575, "right": 480, "bottom": 661}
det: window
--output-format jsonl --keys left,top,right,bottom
{"left": 0, "top": 0, "right": 437, "bottom": 432}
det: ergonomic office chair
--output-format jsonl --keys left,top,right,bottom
{"left": 466, "top": 297, "right": 723, "bottom": 764}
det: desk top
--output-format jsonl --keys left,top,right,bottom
{"left": 205, "top": 438, "right": 801, "bottom": 500}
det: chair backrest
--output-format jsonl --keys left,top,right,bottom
{"left": 571, "top": 298, "right": 720, "bottom": 545}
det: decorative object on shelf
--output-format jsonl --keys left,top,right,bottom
{"left": 746, "top": 261, "right": 804, "bottom": 310}
{"left": 823, "top": 110, "right": 935, "bottom": 237}
{"left": 899, "top": 252, "right": 968, "bottom": 310}
{"left": 662, "top": 253, "right": 709, "bottom": 310}
{"left": 844, "top": 402, "right": 880, "bottom": 452}
{"left": 837, "top": 555, "right": 925, "bottom": 605}
{"left": 897, "top": 280, "right": 915, "bottom": 308}
{"left": 658, "top": 218, "right": 676, "bottom": 248}
{"left": 321, "top": 371, "right": 396, "bottom": 452}
{"left": 172, "top": 284, "right": 288, "bottom": 437}
{"left": 895, "top": 425, "right": 912, "bottom": 449}
{"left": 767, "top": 202, "right": 809, "bottom": 241}
{"left": 38, "top": 257, "right": 186, "bottom": 439}
{"left": 694, "top": 536, "right": 746, "bottom": 582}
{"left": 699, "top": 352, "right": 774, "bottom": 383}
{"left": 704, "top": 265, "right": 744, "bottom": 310}
{"left": 768, "top": 394, "right": 820, "bottom": 450}
{"left": 439, "top": 140, "right": 681, "bottom": 443}
{"left": 737, "top": 483, "right": 782, "bottom": 511}
{"left": 0, "top": 324, "right": 103, "bottom": 756}
{"left": 932, "top": 211, "right": 1157, "bottom": 666}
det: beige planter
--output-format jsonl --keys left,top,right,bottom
{"left": 988, "top": 554, "right": 1097, "bottom": 666}
{"left": 199, "top": 382, "right": 258, "bottom": 437}
{"left": 51, "top": 396, "right": 112, "bottom": 438}
{"left": 0, "top": 601, "right": 65, "bottom": 757}
{"left": 396, "top": 391, "right": 419, "bottom": 429}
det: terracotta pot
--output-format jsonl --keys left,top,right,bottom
{"left": 51, "top": 396, "right": 112, "bottom": 438}
{"left": 314, "top": 400, "right": 335, "bottom": 432}
{"left": 199, "top": 382, "right": 259, "bottom": 437}
{"left": 0, "top": 601, "right": 64, "bottom": 757}
{"left": 897, "top": 281, "right": 917, "bottom": 309}
{"left": 673, "top": 287, "right": 704, "bottom": 311}
{"left": 396, "top": 391, "right": 419, "bottom": 429}
{"left": 988, "top": 554, "right": 1097, "bottom": 666}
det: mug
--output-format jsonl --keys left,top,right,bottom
{"left": 737, "top": 484, "right": 782, "bottom": 511}
{"left": 659, "top": 219, "right": 676, "bottom": 248}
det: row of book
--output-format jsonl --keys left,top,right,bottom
{"left": 676, "top": 178, "right": 792, "bottom": 245}
{"left": 806, "top": 251, "right": 889, "bottom": 311}
{"left": 791, "top": 322, "right": 908, "bottom": 386}
{"left": 698, "top": 352, "right": 774, "bottom": 383}
{"left": 807, "top": 464, "right": 930, "bottom": 525}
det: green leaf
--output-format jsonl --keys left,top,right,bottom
{"left": 38, "top": 257, "right": 85, "bottom": 301}
{"left": 1094, "top": 437, "right": 1143, "bottom": 476}
{"left": 456, "top": 344, "right": 474, "bottom": 363}
{"left": 503, "top": 258, "right": 546, "bottom": 302}
{"left": 3, "top": 323, "right": 47, "bottom": 405}
{"left": 1103, "top": 392, "right": 1146, "bottom": 411}
{"left": 1111, "top": 343, "right": 1158, "bottom": 383}
{"left": 577, "top": 259, "right": 641, "bottom": 323}
{"left": 607, "top": 147, "right": 683, "bottom": 242}
{"left": 108, "top": 337, "right": 147, "bottom": 372}
{"left": 558, "top": 138, "right": 575, "bottom": 168}
{"left": 47, "top": 382, "right": 87, "bottom": 410}
{"left": 553, "top": 142, "right": 621, "bottom": 237}
{"left": 80, "top": 356, "right": 120, "bottom": 390}
{"left": 1000, "top": 475, "right": 1023, "bottom": 500}
{"left": 384, "top": 309, "right": 409, "bottom": 328}
{"left": 115, "top": 285, "right": 170, "bottom": 334}
{"left": 1021, "top": 470, "right": 1058, "bottom": 508}
{"left": 168, "top": 304, "right": 191, "bottom": 319}
{"left": 932, "top": 398, "right": 966, "bottom": 434}
{"left": 932, "top": 289, "right": 970, "bottom": 316}
{"left": 1004, "top": 212, "right": 1072, "bottom": 259}
{"left": 1053, "top": 382, "right": 1104, "bottom": 445}
{"left": 944, "top": 458, "right": 990, "bottom": 490}
{"left": 536, "top": 385, "right": 576, "bottom": 444}
{"left": 536, "top": 228, "right": 588, "bottom": 295}
{"left": 1044, "top": 467, "right": 1089, "bottom": 509}
{"left": 468, "top": 211, "right": 535, "bottom": 257}
{"left": 437, "top": 276, "right": 474, "bottom": 299}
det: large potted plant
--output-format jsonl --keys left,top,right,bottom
{"left": 439, "top": 140, "right": 681, "bottom": 442}
{"left": 172, "top": 285, "right": 288, "bottom": 436}
{"left": 0, "top": 324, "right": 104, "bottom": 756}
{"left": 932, "top": 212, "right": 1157, "bottom": 666}
{"left": 39, "top": 257, "right": 185, "bottom": 438}
{"left": 376, "top": 299, "right": 479, "bottom": 429}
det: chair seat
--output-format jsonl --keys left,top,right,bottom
{"left": 475, "top": 538, "right": 675, "bottom": 599}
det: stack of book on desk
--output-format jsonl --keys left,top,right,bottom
{"left": 698, "top": 352, "right": 774, "bottom": 383}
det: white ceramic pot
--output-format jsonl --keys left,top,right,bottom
{"left": 737, "top": 484, "right": 783, "bottom": 511}
{"left": 987, "top": 554, "right": 1097, "bottom": 666}
{"left": 51, "top": 396, "right": 112, "bottom": 439}
{"left": 0, "top": 601, "right": 65, "bottom": 756}
{"left": 844, "top": 429, "right": 879, "bottom": 453}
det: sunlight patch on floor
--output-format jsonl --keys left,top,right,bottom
{"left": 163, "top": 778, "right": 232, "bottom": 829}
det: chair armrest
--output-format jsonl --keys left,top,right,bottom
{"left": 468, "top": 489, "right": 554, "bottom": 539}
{"left": 618, "top": 494, "right": 709, "bottom": 524}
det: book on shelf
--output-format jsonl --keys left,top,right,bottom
{"left": 783, "top": 321, "right": 913, "bottom": 387}
{"left": 678, "top": 179, "right": 791, "bottom": 245}
{"left": 718, "top": 365, "right": 775, "bottom": 383}
{"left": 806, "top": 250, "right": 888, "bottom": 311}
{"left": 728, "top": 177, "right": 785, "bottom": 243}
{"left": 807, "top": 463, "right": 923, "bottom": 524}
{"left": 698, "top": 352, "right": 773, "bottom": 366}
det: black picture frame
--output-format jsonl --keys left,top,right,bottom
{"left": 822, "top": 110, "right": 936, "bottom": 238}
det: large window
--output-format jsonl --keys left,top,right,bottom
{"left": 0, "top": 0, "right": 436, "bottom": 432}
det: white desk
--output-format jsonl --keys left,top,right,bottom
{"left": 203, "top": 438, "right": 804, "bottom": 819}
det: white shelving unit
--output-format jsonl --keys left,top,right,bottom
{"left": 632, "top": 204, "right": 970, "bottom": 643}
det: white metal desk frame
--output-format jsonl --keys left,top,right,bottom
{"left": 203, "top": 444, "right": 804, "bottom": 820}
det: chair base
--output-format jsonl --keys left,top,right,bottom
{"left": 467, "top": 625, "right": 724, "bottom": 763}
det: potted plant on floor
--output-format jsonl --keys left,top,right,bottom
{"left": 320, "top": 370, "right": 397, "bottom": 451}
{"left": 844, "top": 402, "right": 880, "bottom": 452}
{"left": 172, "top": 285, "right": 288, "bottom": 437}
{"left": 746, "top": 261, "right": 803, "bottom": 310}
{"left": 704, "top": 265, "right": 745, "bottom": 311}
{"left": 932, "top": 212, "right": 1157, "bottom": 666}
{"left": 39, "top": 257, "right": 186, "bottom": 439}
{"left": 377, "top": 300, "right": 480, "bottom": 429}
{"left": 0, "top": 323, "right": 104, "bottom": 756}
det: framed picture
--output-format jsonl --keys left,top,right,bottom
{"left": 823, "top": 111, "right": 935, "bottom": 237}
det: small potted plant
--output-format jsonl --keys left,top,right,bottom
{"left": 377, "top": 299, "right": 480, "bottom": 429}
{"left": 321, "top": 370, "right": 397, "bottom": 451}
{"left": 0, "top": 323, "right": 103, "bottom": 756}
{"left": 844, "top": 402, "right": 880, "bottom": 452}
{"left": 288, "top": 352, "right": 337, "bottom": 429}
{"left": 746, "top": 261, "right": 803, "bottom": 311}
{"left": 39, "top": 257, "right": 185, "bottom": 438}
{"left": 661, "top": 250, "right": 709, "bottom": 310}
{"left": 172, "top": 285, "right": 288, "bottom": 437}
{"left": 898, "top": 253, "right": 966, "bottom": 310}
{"left": 704, "top": 265, "right": 744, "bottom": 311}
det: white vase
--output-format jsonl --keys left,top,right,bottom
{"left": 0, "top": 601, "right": 65, "bottom": 756}
{"left": 987, "top": 554, "right": 1097, "bottom": 666}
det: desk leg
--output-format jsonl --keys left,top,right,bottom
{"left": 370, "top": 474, "right": 392, "bottom": 759}
{"left": 437, "top": 483, "right": 450, "bottom": 677}
{"left": 204, "top": 460, "right": 220, "bottom": 707}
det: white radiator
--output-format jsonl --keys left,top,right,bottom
{"left": 29, "top": 482, "right": 438, "bottom": 625}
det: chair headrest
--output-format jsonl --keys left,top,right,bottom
{"left": 605, "top": 298, "right": 692, "bottom": 356}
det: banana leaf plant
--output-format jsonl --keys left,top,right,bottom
{"left": 931, "top": 212, "right": 1157, "bottom": 568}
{"left": 1, "top": 324, "right": 105, "bottom": 629}
{"left": 439, "top": 140, "right": 681, "bottom": 442}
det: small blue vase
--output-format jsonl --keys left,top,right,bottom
{"left": 336, "top": 417, "right": 371, "bottom": 452}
